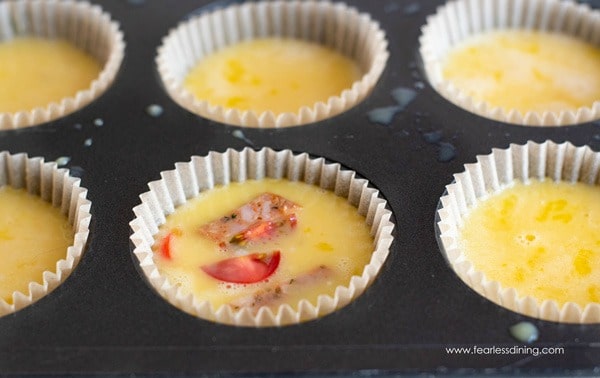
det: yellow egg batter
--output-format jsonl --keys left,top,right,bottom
{"left": 153, "top": 179, "right": 374, "bottom": 312}
{"left": 442, "top": 30, "right": 600, "bottom": 114}
{"left": 0, "top": 37, "right": 101, "bottom": 113}
{"left": 183, "top": 38, "right": 362, "bottom": 114}
{"left": 459, "top": 179, "right": 600, "bottom": 308}
{"left": 0, "top": 186, "right": 74, "bottom": 303}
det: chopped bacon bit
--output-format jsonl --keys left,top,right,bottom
{"left": 229, "top": 265, "right": 332, "bottom": 311}
{"left": 198, "top": 193, "right": 301, "bottom": 246}
{"left": 289, "top": 214, "right": 297, "bottom": 228}
{"left": 230, "top": 221, "right": 277, "bottom": 244}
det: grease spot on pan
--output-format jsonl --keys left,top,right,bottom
{"left": 420, "top": 128, "right": 457, "bottom": 163}
{"left": 232, "top": 129, "right": 255, "bottom": 147}
{"left": 384, "top": 2, "right": 400, "bottom": 13}
{"left": 69, "top": 166, "right": 85, "bottom": 178}
{"left": 391, "top": 87, "right": 417, "bottom": 110}
{"left": 438, "top": 142, "right": 456, "bottom": 162}
{"left": 55, "top": 156, "right": 71, "bottom": 167}
{"left": 367, "top": 87, "right": 417, "bottom": 126}
{"left": 423, "top": 130, "right": 443, "bottom": 144}
{"left": 403, "top": 2, "right": 420, "bottom": 15}
{"left": 367, "top": 106, "right": 401, "bottom": 126}
{"left": 146, "top": 104, "right": 164, "bottom": 118}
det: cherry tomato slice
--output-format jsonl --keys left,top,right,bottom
{"left": 160, "top": 233, "right": 174, "bottom": 259}
{"left": 201, "top": 251, "right": 281, "bottom": 284}
{"left": 158, "top": 229, "right": 182, "bottom": 260}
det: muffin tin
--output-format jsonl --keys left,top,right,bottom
{"left": 1, "top": 0, "right": 599, "bottom": 374}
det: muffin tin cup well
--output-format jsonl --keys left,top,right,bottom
{"left": 420, "top": 0, "right": 600, "bottom": 126}
{"left": 156, "top": 0, "right": 389, "bottom": 128}
{"left": 437, "top": 140, "right": 600, "bottom": 324}
{"left": 0, "top": 0, "right": 599, "bottom": 374}
{"left": 130, "top": 147, "right": 394, "bottom": 327}
{"left": 0, "top": 151, "right": 91, "bottom": 317}
{"left": 0, "top": 0, "right": 125, "bottom": 130}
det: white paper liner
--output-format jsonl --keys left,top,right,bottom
{"left": 420, "top": 0, "right": 600, "bottom": 126}
{"left": 437, "top": 140, "right": 600, "bottom": 323}
{"left": 0, "top": 151, "right": 92, "bottom": 317}
{"left": 156, "top": 0, "right": 388, "bottom": 128}
{"left": 0, "top": 0, "right": 125, "bottom": 130}
{"left": 130, "top": 147, "right": 394, "bottom": 326}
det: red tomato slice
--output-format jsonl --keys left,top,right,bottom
{"left": 160, "top": 233, "right": 174, "bottom": 259}
{"left": 158, "top": 229, "right": 182, "bottom": 260}
{"left": 201, "top": 251, "right": 281, "bottom": 284}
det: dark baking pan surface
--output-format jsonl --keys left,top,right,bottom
{"left": 0, "top": 0, "right": 599, "bottom": 375}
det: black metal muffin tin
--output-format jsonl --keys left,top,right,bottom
{"left": 1, "top": 0, "right": 599, "bottom": 374}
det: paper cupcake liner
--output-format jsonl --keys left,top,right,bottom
{"left": 420, "top": 0, "right": 600, "bottom": 126}
{"left": 0, "top": 151, "right": 92, "bottom": 317}
{"left": 437, "top": 140, "right": 600, "bottom": 323}
{"left": 156, "top": 0, "right": 388, "bottom": 128}
{"left": 130, "top": 147, "right": 394, "bottom": 326}
{"left": 0, "top": 0, "right": 125, "bottom": 130}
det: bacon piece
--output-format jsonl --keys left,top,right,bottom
{"left": 229, "top": 265, "right": 331, "bottom": 311}
{"left": 199, "top": 193, "right": 300, "bottom": 246}
{"left": 229, "top": 221, "right": 277, "bottom": 244}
